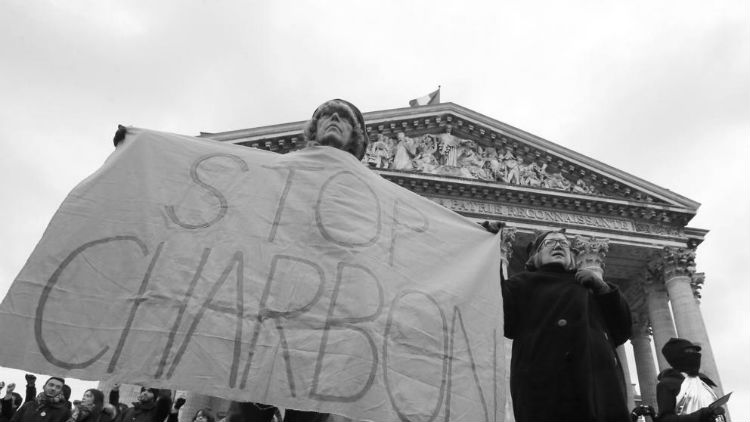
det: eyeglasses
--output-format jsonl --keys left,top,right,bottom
{"left": 541, "top": 238, "right": 570, "bottom": 249}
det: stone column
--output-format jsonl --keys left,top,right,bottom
{"left": 616, "top": 346, "right": 635, "bottom": 410}
{"left": 572, "top": 236, "right": 636, "bottom": 408}
{"left": 630, "top": 314, "right": 658, "bottom": 407}
{"left": 643, "top": 260, "right": 677, "bottom": 372}
{"left": 660, "top": 248, "right": 724, "bottom": 395}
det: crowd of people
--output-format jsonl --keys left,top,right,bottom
{"left": 0, "top": 375, "right": 224, "bottom": 422}
{"left": 2, "top": 99, "right": 726, "bottom": 422}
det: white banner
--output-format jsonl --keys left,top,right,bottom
{"left": 0, "top": 128, "right": 505, "bottom": 422}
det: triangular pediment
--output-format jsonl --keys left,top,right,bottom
{"left": 201, "top": 102, "right": 700, "bottom": 228}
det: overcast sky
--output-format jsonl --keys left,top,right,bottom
{"left": 1, "top": 1, "right": 748, "bottom": 420}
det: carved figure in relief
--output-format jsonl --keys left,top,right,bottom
{"left": 431, "top": 125, "right": 460, "bottom": 166}
{"left": 519, "top": 161, "right": 546, "bottom": 187}
{"left": 364, "top": 134, "right": 392, "bottom": 169}
{"left": 458, "top": 143, "right": 494, "bottom": 181}
{"left": 480, "top": 146, "right": 504, "bottom": 180}
{"left": 573, "top": 178, "right": 595, "bottom": 194}
{"left": 500, "top": 149, "right": 521, "bottom": 184}
{"left": 543, "top": 171, "right": 571, "bottom": 190}
{"left": 391, "top": 132, "right": 417, "bottom": 170}
{"left": 413, "top": 136, "right": 440, "bottom": 173}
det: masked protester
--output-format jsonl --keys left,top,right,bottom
{"left": 10, "top": 377, "right": 71, "bottom": 422}
{"left": 502, "top": 229, "right": 632, "bottom": 422}
{"left": 656, "top": 338, "right": 726, "bottom": 422}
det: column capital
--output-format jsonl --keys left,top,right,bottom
{"left": 660, "top": 247, "right": 696, "bottom": 280}
{"left": 499, "top": 227, "right": 517, "bottom": 261}
{"left": 644, "top": 255, "right": 665, "bottom": 286}
{"left": 631, "top": 309, "right": 652, "bottom": 337}
{"left": 690, "top": 272, "right": 705, "bottom": 300}
{"left": 571, "top": 235, "right": 609, "bottom": 270}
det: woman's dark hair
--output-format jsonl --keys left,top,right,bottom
{"left": 193, "top": 408, "right": 216, "bottom": 422}
{"left": 84, "top": 388, "right": 105, "bottom": 420}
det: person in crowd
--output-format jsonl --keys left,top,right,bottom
{"left": 501, "top": 229, "right": 633, "bottom": 421}
{"left": 110, "top": 385, "right": 171, "bottom": 422}
{"left": 66, "top": 389, "right": 109, "bottom": 422}
{"left": 224, "top": 98, "right": 370, "bottom": 422}
{"left": 106, "top": 387, "right": 128, "bottom": 421}
{"left": 23, "top": 376, "right": 35, "bottom": 405}
{"left": 10, "top": 377, "right": 71, "bottom": 422}
{"left": 189, "top": 408, "right": 215, "bottom": 422}
{"left": 166, "top": 397, "right": 185, "bottom": 422}
{"left": 0, "top": 382, "right": 23, "bottom": 422}
{"left": 656, "top": 338, "right": 726, "bottom": 422}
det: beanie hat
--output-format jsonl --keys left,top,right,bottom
{"left": 662, "top": 338, "right": 701, "bottom": 358}
{"left": 662, "top": 337, "right": 702, "bottom": 375}
{"left": 309, "top": 99, "right": 369, "bottom": 160}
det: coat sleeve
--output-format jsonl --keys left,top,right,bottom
{"left": 9, "top": 402, "right": 27, "bottom": 422}
{"left": 594, "top": 284, "right": 632, "bottom": 346}
{"left": 154, "top": 395, "right": 172, "bottom": 422}
{"left": 501, "top": 275, "right": 520, "bottom": 339}
{"left": 109, "top": 390, "right": 119, "bottom": 407}
{"left": 24, "top": 384, "right": 35, "bottom": 404}
{"left": 1, "top": 397, "right": 16, "bottom": 420}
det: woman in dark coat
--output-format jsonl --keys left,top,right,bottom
{"left": 502, "top": 230, "right": 632, "bottom": 422}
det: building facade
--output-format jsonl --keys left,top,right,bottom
{"left": 177, "top": 102, "right": 721, "bottom": 420}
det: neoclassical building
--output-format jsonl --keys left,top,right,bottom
{"left": 166, "top": 102, "right": 721, "bottom": 420}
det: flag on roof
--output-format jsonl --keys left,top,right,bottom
{"left": 409, "top": 87, "right": 440, "bottom": 107}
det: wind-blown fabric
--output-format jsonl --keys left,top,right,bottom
{"left": 0, "top": 128, "right": 505, "bottom": 422}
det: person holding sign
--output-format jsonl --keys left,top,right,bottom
{"left": 501, "top": 230, "right": 632, "bottom": 422}
{"left": 656, "top": 338, "right": 726, "bottom": 422}
{"left": 226, "top": 98, "right": 369, "bottom": 422}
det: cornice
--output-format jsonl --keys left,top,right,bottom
{"left": 201, "top": 103, "right": 701, "bottom": 216}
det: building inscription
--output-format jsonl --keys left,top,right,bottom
{"left": 428, "top": 197, "right": 682, "bottom": 236}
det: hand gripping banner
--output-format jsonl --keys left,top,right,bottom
{"left": 0, "top": 128, "right": 505, "bottom": 422}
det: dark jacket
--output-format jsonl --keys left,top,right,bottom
{"left": 502, "top": 267, "right": 632, "bottom": 422}
{"left": 1, "top": 397, "right": 16, "bottom": 422}
{"left": 10, "top": 399, "right": 71, "bottom": 422}
{"left": 115, "top": 400, "right": 171, "bottom": 422}
{"left": 656, "top": 368, "right": 720, "bottom": 422}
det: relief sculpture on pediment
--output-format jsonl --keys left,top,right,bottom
{"left": 363, "top": 128, "right": 599, "bottom": 195}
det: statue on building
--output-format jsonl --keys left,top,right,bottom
{"left": 519, "top": 161, "right": 547, "bottom": 187}
{"left": 413, "top": 135, "right": 440, "bottom": 173}
{"left": 500, "top": 148, "right": 521, "bottom": 184}
{"left": 364, "top": 134, "right": 393, "bottom": 169}
{"left": 391, "top": 132, "right": 418, "bottom": 170}
{"left": 431, "top": 125, "right": 460, "bottom": 167}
